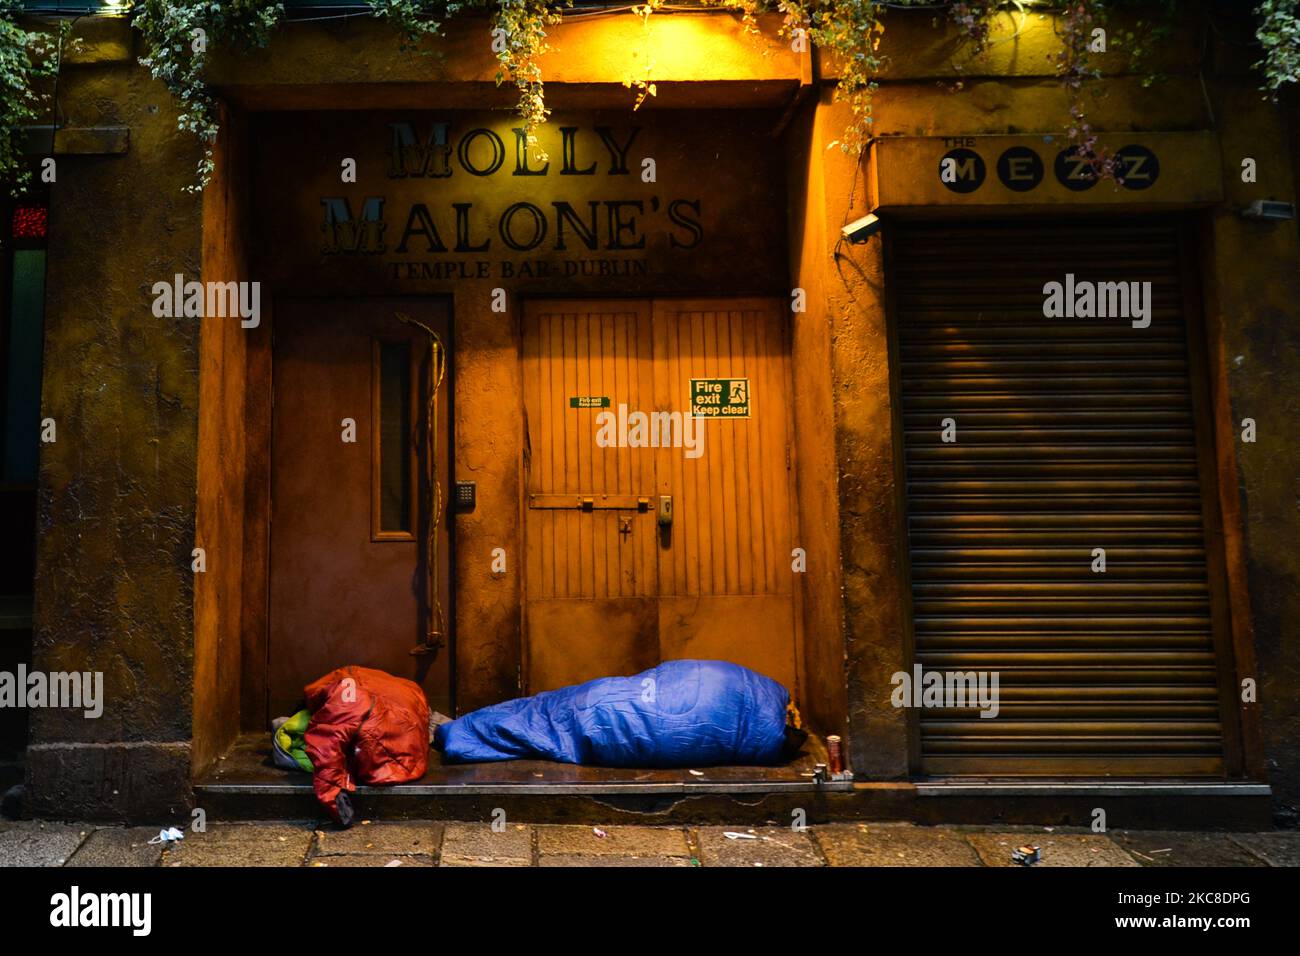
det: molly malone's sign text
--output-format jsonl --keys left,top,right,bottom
{"left": 319, "top": 121, "right": 704, "bottom": 279}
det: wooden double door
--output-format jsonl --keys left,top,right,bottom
{"left": 521, "top": 298, "right": 801, "bottom": 695}
{"left": 268, "top": 298, "right": 453, "bottom": 718}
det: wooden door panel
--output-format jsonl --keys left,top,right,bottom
{"left": 653, "top": 301, "right": 795, "bottom": 599}
{"left": 523, "top": 304, "right": 657, "bottom": 602}
{"left": 526, "top": 598, "right": 659, "bottom": 692}
{"left": 269, "top": 299, "right": 452, "bottom": 717}
{"left": 522, "top": 298, "right": 800, "bottom": 698}
{"left": 653, "top": 301, "right": 798, "bottom": 691}
{"left": 523, "top": 303, "right": 659, "bottom": 691}
{"left": 658, "top": 595, "right": 797, "bottom": 691}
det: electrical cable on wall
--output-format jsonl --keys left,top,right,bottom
{"left": 396, "top": 311, "right": 447, "bottom": 658}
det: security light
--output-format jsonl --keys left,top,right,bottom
{"left": 1241, "top": 199, "right": 1295, "bottom": 221}
{"left": 841, "top": 213, "right": 882, "bottom": 244}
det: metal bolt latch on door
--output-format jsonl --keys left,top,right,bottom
{"left": 657, "top": 495, "right": 673, "bottom": 528}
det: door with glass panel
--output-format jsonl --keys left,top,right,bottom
{"left": 268, "top": 298, "right": 452, "bottom": 717}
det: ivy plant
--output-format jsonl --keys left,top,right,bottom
{"left": 132, "top": 0, "right": 285, "bottom": 191}
{"left": 2, "top": 1, "right": 1299, "bottom": 192}
{"left": 0, "top": 0, "right": 63, "bottom": 194}
{"left": 1257, "top": 0, "right": 1300, "bottom": 96}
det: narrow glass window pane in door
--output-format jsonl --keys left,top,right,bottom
{"left": 378, "top": 341, "right": 412, "bottom": 533}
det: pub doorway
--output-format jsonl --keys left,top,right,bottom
{"left": 198, "top": 295, "right": 837, "bottom": 809}
{"left": 266, "top": 297, "right": 454, "bottom": 719}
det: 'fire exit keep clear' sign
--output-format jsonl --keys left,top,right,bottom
{"left": 691, "top": 378, "right": 751, "bottom": 418}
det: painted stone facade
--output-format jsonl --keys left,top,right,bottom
{"left": 15, "top": 8, "right": 1298, "bottom": 822}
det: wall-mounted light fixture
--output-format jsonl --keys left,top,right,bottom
{"left": 1240, "top": 199, "right": 1295, "bottom": 222}
{"left": 841, "top": 213, "right": 882, "bottom": 244}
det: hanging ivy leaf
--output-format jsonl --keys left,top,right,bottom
{"left": 1, "top": 0, "right": 64, "bottom": 194}
{"left": 2, "top": 1, "right": 1297, "bottom": 193}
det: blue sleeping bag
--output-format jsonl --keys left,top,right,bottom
{"left": 436, "top": 660, "right": 790, "bottom": 766}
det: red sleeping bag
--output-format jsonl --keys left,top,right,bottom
{"left": 303, "top": 666, "right": 430, "bottom": 826}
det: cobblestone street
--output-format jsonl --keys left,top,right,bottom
{"left": 3, "top": 820, "right": 1298, "bottom": 868}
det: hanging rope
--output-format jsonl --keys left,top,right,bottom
{"left": 395, "top": 312, "right": 447, "bottom": 656}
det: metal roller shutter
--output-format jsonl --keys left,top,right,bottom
{"left": 892, "top": 218, "right": 1234, "bottom": 777}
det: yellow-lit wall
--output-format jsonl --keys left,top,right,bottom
{"left": 22, "top": 6, "right": 1298, "bottom": 820}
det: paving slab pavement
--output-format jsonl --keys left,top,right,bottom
{"left": 309, "top": 854, "right": 434, "bottom": 867}
{"left": 540, "top": 854, "right": 694, "bottom": 867}
{"left": 65, "top": 827, "right": 164, "bottom": 867}
{"left": 0, "top": 822, "right": 90, "bottom": 867}
{"left": 162, "top": 823, "right": 314, "bottom": 867}
{"left": 1228, "top": 831, "right": 1300, "bottom": 867}
{"left": 1111, "top": 830, "right": 1266, "bottom": 867}
{"left": 695, "top": 826, "right": 824, "bottom": 867}
{"left": 1, "top": 818, "right": 1296, "bottom": 867}
{"left": 966, "top": 832, "right": 1139, "bottom": 867}
{"left": 439, "top": 822, "right": 533, "bottom": 866}
{"left": 311, "top": 821, "right": 443, "bottom": 858}
{"left": 814, "top": 823, "right": 982, "bottom": 867}
{"left": 536, "top": 825, "right": 691, "bottom": 861}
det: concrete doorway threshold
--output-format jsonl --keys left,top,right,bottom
{"left": 195, "top": 733, "right": 856, "bottom": 824}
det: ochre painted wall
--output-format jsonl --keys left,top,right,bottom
{"left": 790, "top": 89, "right": 911, "bottom": 779}
{"left": 1202, "top": 77, "right": 1300, "bottom": 816}
{"left": 782, "top": 98, "right": 849, "bottom": 742}
{"left": 22, "top": 7, "right": 1299, "bottom": 821}
{"left": 28, "top": 20, "right": 202, "bottom": 819}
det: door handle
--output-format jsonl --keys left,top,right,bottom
{"left": 657, "top": 495, "right": 673, "bottom": 528}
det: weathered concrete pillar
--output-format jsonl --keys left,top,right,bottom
{"left": 1206, "top": 78, "right": 1300, "bottom": 806}
{"left": 26, "top": 19, "right": 204, "bottom": 821}
{"left": 807, "top": 91, "right": 912, "bottom": 780}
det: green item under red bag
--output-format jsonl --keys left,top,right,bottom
{"left": 271, "top": 709, "right": 313, "bottom": 773}
{"left": 302, "top": 666, "right": 430, "bottom": 827}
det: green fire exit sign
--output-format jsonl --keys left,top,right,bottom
{"left": 690, "top": 378, "right": 750, "bottom": 418}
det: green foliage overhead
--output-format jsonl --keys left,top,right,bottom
{"left": 1, "top": 0, "right": 62, "bottom": 194}
{"left": 1257, "top": 0, "right": 1300, "bottom": 93}
{"left": 131, "top": 0, "right": 285, "bottom": 190}
{"left": 1, "top": 1, "right": 1299, "bottom": 192}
